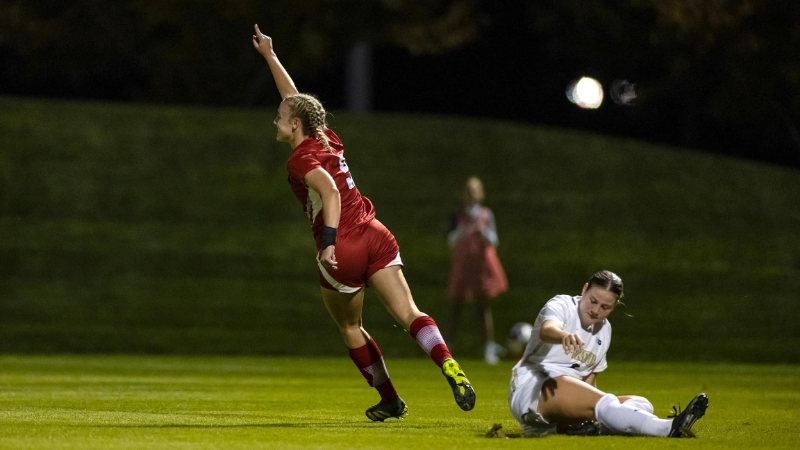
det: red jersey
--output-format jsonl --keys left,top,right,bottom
{"left": 286, "top": 128, "right": 376, "bottom": 247}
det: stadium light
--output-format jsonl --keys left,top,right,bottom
{"left": 566, "top": 77, "right": 604, "bottom": 109}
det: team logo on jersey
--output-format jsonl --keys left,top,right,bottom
{"left": 597, "top": 339, "right": 602, "bottom": 346}
{"left": 566, "top": 347, "right": 598, "bottom": 367}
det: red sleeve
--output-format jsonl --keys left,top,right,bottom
{"left": 287, "top": 148, "right": 321, "bottom": 182}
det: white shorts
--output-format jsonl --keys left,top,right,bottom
{"left": 508, "top": 365, "right": 558, "bottom": 437}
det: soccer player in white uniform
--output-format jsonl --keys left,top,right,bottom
{"left": 508, "top": 270, "right": 708, "bottom": 438}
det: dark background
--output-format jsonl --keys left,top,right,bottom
{"left": 2, "top": 0, "right": 799, "bottom": 167}
{"left": 1, "top": 1, "right": 799, "bottom": 361}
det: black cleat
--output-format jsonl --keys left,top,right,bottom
{"left": 668, "top": 393, "right": 709, "bottom": 438}
{"left": 442, "top": 358, "right": 476, "bottom": 411}
{"left": 365, "top": 396, "right": 408, "bottom": 422}
{"left": 557, "top": 420, "right": 604, "bottom": 436}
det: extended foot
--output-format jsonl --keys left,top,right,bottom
{"left": 442, "top": 358, "right": 476, "bottom": 411}
{"left": 365, "top": 396, "right": 408, "bottom": 422}
{"left": 668, "top": 393, "right": 709, "bottom": 438}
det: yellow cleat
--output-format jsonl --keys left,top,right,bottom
{"left": 442, "top": 358, "right": 476, "bottom": 411}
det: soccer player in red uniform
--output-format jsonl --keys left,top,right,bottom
{"left": 252, "top": 24, "right": 475, "bottom": 421}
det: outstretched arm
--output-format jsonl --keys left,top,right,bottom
{"left": 540, "top": 319, "right": 585, "bottom": 354}
{"left": 252, "top": 24, "right": 299, "bottom": 99}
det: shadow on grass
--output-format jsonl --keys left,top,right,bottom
{"left": 74, "top": 422, "right": 437, "bottom": 429}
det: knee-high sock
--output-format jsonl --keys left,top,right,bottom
{"left": 348, "top": 338, "right": 398, "bottom": 403}
{"left": 595, "top": 394, "right": 671, "bottom": 436}
{"left": 622, "top": 396, "right": 655, "bottom": 415}
{"left": 409, "top": 315, "right": 452, "bottom": 367}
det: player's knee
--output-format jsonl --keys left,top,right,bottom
{"left": 621, "top": 396, "right": 654, "bottom": 414}
{"left": 338, "top": 322, "right": 361, "bottom": 335}
{"left": 339, "top": 324, "right": 367, "bottom": 345}
{"left": 399, "top": 310, "right": 426, "bottom": 329}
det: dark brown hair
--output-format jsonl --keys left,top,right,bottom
{"left": 587, "top": 270, "right": 624, "bottom": 299}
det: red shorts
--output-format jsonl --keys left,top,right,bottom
{"left": 317, "top": 219, "right": 402, "bottom": 293}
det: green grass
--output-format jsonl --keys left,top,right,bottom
{"left": 0, "top": 355, "right": 797, "bottom": 449}
{"left": 1, "top": 96, "right": 799, "bottom": 360}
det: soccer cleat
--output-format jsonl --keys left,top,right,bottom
{"left": 441, "top": 358, "right": 476, "bottom": 411}
{"left": 667, "top": 393, "right": 709, "bottom": 438}
{"left": 557, "top": 420, "right": 603, "bottom": 436}
{"left": 365, "top": 396, "right": 408, "bottom": 422}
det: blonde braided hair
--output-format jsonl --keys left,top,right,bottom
{"left": 285, "top": 93, "right": 331, "bottom": 152}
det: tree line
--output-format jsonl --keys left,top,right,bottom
{"left": 1, "top": 0, "right": 797, "bottom": 166}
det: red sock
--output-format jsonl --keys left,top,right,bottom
{"left": 409, "top": 315, "right": 453, "bottom": 367}
{"left": 348, "top": 338, "right": 398, "bottom": 403}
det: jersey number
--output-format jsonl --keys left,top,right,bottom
{"left": 339, "top": 156, "right": 355, "bottom": 190}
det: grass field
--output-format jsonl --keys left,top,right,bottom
{"left": 1, "top": 355, "right": 798, "bottom": 449}
{"left": 2, "top": 97, "right": 799, "bottom": 361}
{"left": 2, "top": 95, "right": 800, "bottom": 448}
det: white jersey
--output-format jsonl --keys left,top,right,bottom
{"left": 514, "top": 294, "right": 611, "bottom": 380}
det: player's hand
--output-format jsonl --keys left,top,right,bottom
{"left": 319, "top": 246, "right": 338, "bottom": 270}
{"left": 562, "top": 334, "right": 584, "bottom": 355}
{"left": 252, "top": 24, "right": 274, "bottom": 57}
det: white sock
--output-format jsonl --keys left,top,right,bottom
{"left": 623, "top": 396, "right": 655, "bottom": 415}
{"left": 595, "top": 393, "right": 671, "bottom": 436}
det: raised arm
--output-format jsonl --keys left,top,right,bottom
{"left": 252, "top": 24, "right": 299, "bottom": 99}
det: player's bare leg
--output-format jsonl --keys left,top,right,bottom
{"left": 366, "top": 266, "right": 423, "bottom": 328}
{"left": 538, "top": 375, "right": 706, "bottom": 437}
{"left": 537, "top": 375, "right": 605, "bottom": 422}
{"left": 321, "top": 287, "right": 407, "bottom": 421}
{"left": 369, "top": 266, "right": 476, "bottom": 411}
{"left": 320, "top": 286, "right": 368, "bottom": 347}
{"left": 538, "top": 377, "right": 658, "bottom": 422}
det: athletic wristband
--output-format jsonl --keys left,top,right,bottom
{"left": 322, "top": 226, "right": 337, "bottom": 249}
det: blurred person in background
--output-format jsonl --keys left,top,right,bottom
{"left": 446, "top": 176, "right": 508, "bottom": 364}
{"left": 252, "top": 24, "right": 475, "bottom": 422}
{"left": 508, "top": 270, "right": 708, "bottom": 437}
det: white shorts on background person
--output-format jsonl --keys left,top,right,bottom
{"left": 508, "top": 364, "right": 558, "bottom": 437}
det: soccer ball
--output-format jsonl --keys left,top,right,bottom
{"left": 507, "top": 322, "right": 534, "bottom": 359}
